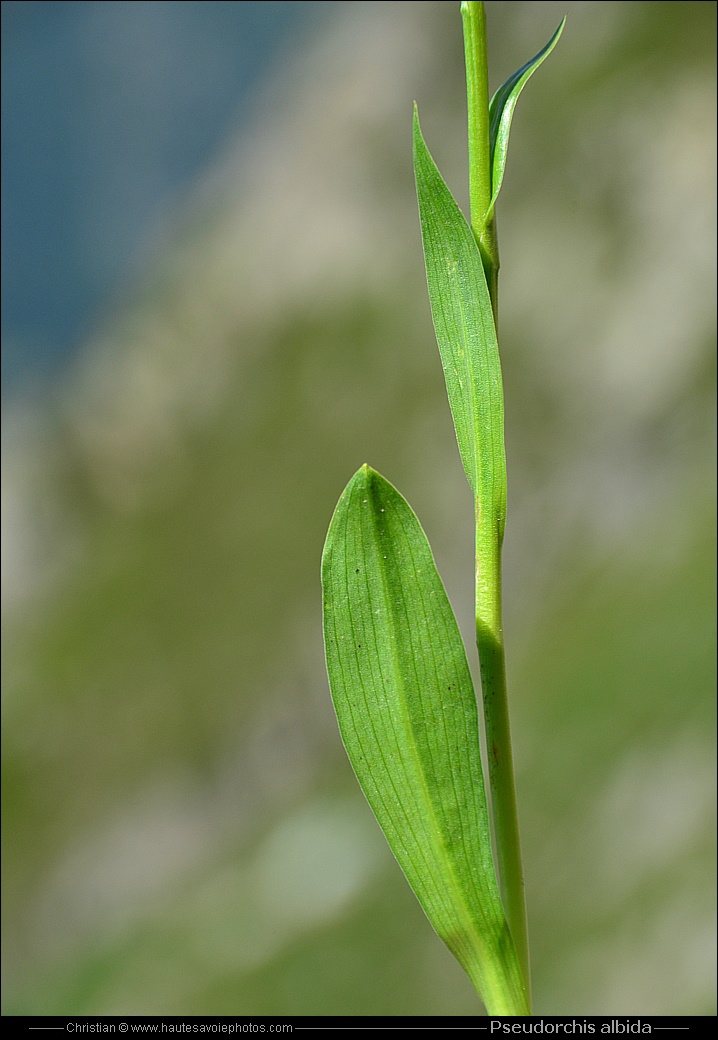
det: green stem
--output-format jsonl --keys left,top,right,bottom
{"left": 464, "top": 0, "right": 530, "bottom": 1007}
{"left": 461, "top": 0, "right": 499, "bottom": 319}
{"left": 475, "top": 510, "right": 530, "bottom": 1007}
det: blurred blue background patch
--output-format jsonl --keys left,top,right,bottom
{"left": 2, "top": 0, "right": 324, "bottom": 392}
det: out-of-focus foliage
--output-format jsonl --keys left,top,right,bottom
{"left": 2, "top": 1, "right": 715, "bottom": 1016}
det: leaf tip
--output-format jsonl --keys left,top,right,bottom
{"left": 412, "top": 102, "right": 421, "bottom": 142}
{"left": 348, "top": 462, "right": 377, "bottom": 498}
{"left": 357, "top": 462, "right": 375, "bottom": 486}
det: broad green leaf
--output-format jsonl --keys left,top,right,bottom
{"left": 488, "top": 18, "right": 565, "bottom": 216}
{"left": 413, "top": 109, "right": 506, "bottom": 535}
{"left": 322, "top": 464, "right": 527, "bottom": 1015}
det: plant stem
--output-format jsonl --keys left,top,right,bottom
{"left": 475, "top": 512, "right": 530, "bottom": 1006}
{"left": 461, "top": 0, "right": 499, "bottom": 317}
{"left": 463, "top": 0, "right": 530, "bottom": 1007}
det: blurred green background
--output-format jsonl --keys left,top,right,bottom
{"left": 2, "top": 0, "right": 715, "bottom": 1017}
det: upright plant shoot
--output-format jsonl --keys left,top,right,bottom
{"left": 322, "top": 2, "right": 562, "bottom": 1015}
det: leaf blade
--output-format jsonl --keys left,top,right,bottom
{"left": 322, "top": 464, "right": 527, "bottom": 1014}
{"left": 413, "top": 109, "right": 506, "bottom": 534}
{"left": 488, "top": 18, "right": 565, "bottom": 216}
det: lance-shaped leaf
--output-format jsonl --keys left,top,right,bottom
{"left": 413, "top": 109, "right": 506, "bottom": 533}
{"left": 488, "top": 18, "right": 565, "bottom": 216}
{"left": 322, "top": 464, "right": 528, "bottom": 1015}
